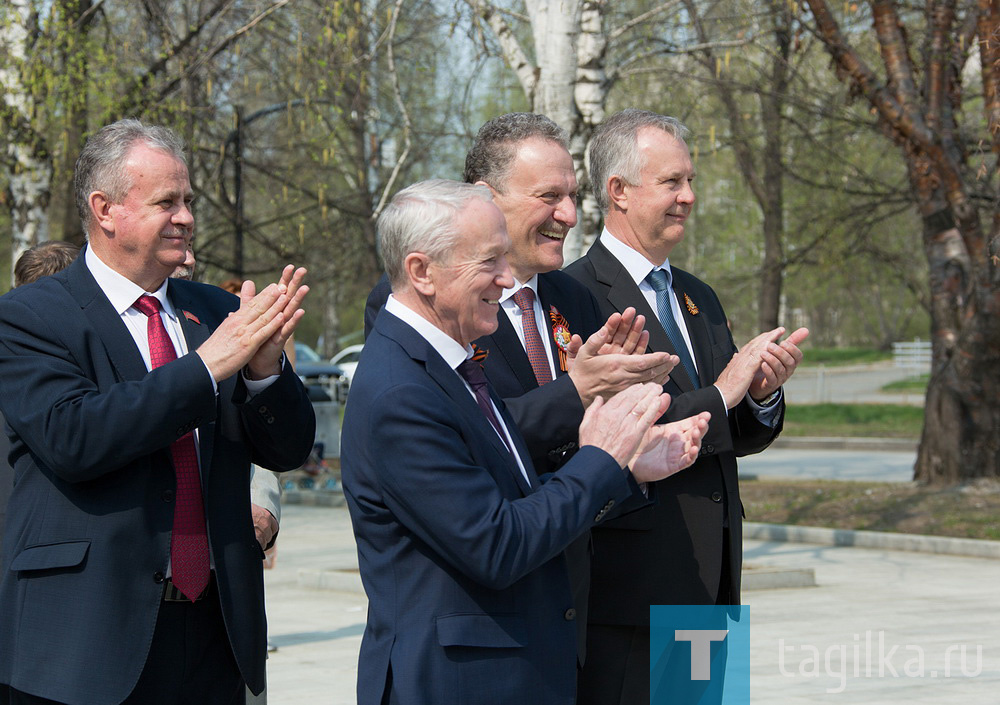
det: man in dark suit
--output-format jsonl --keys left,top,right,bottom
{"left": 364, "top": 114, "right": 678, "bottom": 661}
{"left": 0, "top": 119, "right": 315, "bottom": 705}
{"left": 343, "top": 179, "right": 709, "bottom": 705}
{"left": 565, "top": 108, "right": 808, "bottom": 704}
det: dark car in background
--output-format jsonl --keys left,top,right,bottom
{"left": 294, "top": 342, "right": 349, "bottom": 404}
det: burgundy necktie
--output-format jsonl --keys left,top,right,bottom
{"left": 134, "top": 294, "right": 209, "bottom": 601}
{"left": 512, "top": 287, "right": 552, "bottom": 386}
{"left": 456, "top": 350, "right": 513, "bottom": 456}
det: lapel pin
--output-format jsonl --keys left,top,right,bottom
{"left": 683, "top": 293, "right": 699, "bottom": 316}
{"left": 182, "top": 310, "right": 201, "bottom": 325}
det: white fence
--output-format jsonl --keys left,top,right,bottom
{"left": 892, "top": 339, "right": 932, "bottom": 370}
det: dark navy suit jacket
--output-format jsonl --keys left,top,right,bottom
{"left": 0, "top": 412, "right": 10, "bottom": 546}
{"left": 565, "top": 237, "right": 783, "bottom": 617}
{"left": 342, "top": 310, "right": 633, "bottom": 705}
{"left": 363, "top": 272, "right": 649, "bottom": 661}
{"left": 0, "top": 253, "right": 315, "bottom": 704}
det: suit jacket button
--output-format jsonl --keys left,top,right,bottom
{"left": 705, "top": 444, "right": 715, "bottom": 454}
{"left": 711, "top": 491, "right": 723, "bottom": 503}
{"left": 153, "top": 571, "right": 165, "bottom": 584}
{"left": 564, "top": 608, "right": 577, "bottom": 621}
{"left": 161, "top": 490, "right": 174, "bottom": 502}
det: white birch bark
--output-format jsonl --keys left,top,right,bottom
{"left": 1, "top": 0, "right": 52, "bottom": 285}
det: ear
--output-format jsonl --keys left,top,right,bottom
{"left": 89, "top": 191, "right": 116, "bottom": 234}
{"left": 404, "top": 252, "right": 435, "bottom": 297}
{"left": 607, "top": 176, "right": 629, "bottom": 212}
{"left": 475, "top": 180, "right": 500, "bottom": 199}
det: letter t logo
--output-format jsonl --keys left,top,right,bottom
{"left": 675, "top": 630, "right": 729, "bottom": 680}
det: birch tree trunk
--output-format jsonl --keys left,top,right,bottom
{"left": 469, "top": 0, "right": 611, "bottom": 261}
{"left": 1, "top": 0, "right": 52, "bottom": 284}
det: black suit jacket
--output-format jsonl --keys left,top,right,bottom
{"left": 565, "top": 237, "right": 783, "bottom": 620}
{"left": 363, "top": 271, "right": 648, "bottom": 661}
{"left": 0, "top": 253, "right": 315, "bottom": 704}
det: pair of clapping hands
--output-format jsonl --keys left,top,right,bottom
{"left": 568, "top": 308, "right": 807, "bottom": 482}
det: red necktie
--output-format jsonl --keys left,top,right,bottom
{"left": 512, "top": 287, "right": 552, "bottom": 386}
{"left": 134, "top": 294, "right": 209, "bottom": 601}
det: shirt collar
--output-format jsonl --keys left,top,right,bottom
{"left": 500, "top": 273, "right": 539, "bottom": 305}
{"left": 599, "top": 228, "right": 673, "bottom": 288}
{"left": 384, "top": 294, "right": 473, "bottom": 370}
{"left": 85, "top": 246, "right": 176, "bottom": 320}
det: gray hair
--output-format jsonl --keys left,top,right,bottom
{"left": 588, "top": 109, "right": 689, "bottom": 213}
{"left": 463, "top": 113, "right": 569, "bottom": 192}
{"left": 378, "top": 180, "right": 494, "bottom": 290}
{"left": 74, "top": 118, "right": 187, "bottom": 233}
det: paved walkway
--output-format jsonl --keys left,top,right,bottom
{"left": 261, "top": 503, "right": 1000, "bottom": 704}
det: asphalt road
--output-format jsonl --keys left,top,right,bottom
{"left": 739, "top": 448, "right": 917, "bottom": 483}
{"left": 784, "top": 362, "right": 926, "bottom": 406}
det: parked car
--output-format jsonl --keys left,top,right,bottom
{"left": 330, "top": 344, "right": 364, "bottom": 387}
{"left": 294, "top": 342, "right": 348, "bottom": 403}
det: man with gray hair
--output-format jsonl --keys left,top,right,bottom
{"left": 566, "top": 108, "right": 808, "bottom": 703}
{"left": 0, "top": 118, "right": 315, "bottom": 704}
{"left": 343, "top": 179, "right": 709, "bottom": 705}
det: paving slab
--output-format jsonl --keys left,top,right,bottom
{"left": 262, "top": 504, "right": 1000, "bottom": 704}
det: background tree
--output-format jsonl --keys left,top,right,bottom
{"left": 802, "top": 0, "right": 1000, "bottom": 482}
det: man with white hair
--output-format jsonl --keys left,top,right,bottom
{"left": 342, "top": 179, "right": 709, "bottom": 705}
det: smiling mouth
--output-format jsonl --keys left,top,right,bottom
{"left": 483, "top": 298, "right": 500, "bottom": 305}
{"left": 539, "top": 229, "right": 567, "bottom": 241}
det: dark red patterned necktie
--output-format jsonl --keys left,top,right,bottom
{"left": 134, "top": 294, "right": 209, "bottom": 601}
{"left": 512, "top": 287, "right": 552, "bottom": 386}
{"left": 456, "top": 349, "right": 513, "bottom": 456}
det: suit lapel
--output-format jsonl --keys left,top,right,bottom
{"left": 63, "top": 253, "right": 148, "bottom": 383}
{"left": 588, "top": 240, "right": 696, "bottom": 392}
{"left": 672, "top": 276, "right": 713, "bottom": 386}
{"left": 483, "top": 314, "right": 538, "bottom": 394}
{"left": 535, "top": 276, "right": 565, "bottom": 378}
{"left": 383, "top": 314, "right": 534, "bottom": 496}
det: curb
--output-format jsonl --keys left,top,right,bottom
{"left": 745, "top": 522, "right": 1000, "bottom": 559}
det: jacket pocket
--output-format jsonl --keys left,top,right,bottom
{"left": 435, "top": 613, "right": 525, "bottom": 648}
{"left": 10, "top": 540, "right": 91, "bottom": 572}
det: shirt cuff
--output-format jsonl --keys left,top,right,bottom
{"left": 242, "top": 353, "right": 285, "bottom": 394}
{"left": 746, "top": 388, "right": 783, "bottom": 428}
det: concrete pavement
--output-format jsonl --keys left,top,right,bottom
{"left": 260, "top": 502, "right": 1000, "bottom": 704}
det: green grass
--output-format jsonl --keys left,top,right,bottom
{"left": 742, "top": 478, "right": 1000, "bottom": 541}
{"left": 881, "top": 373, "right": 929, "bottom": 393}
{"left": 800, "top": 347, "right": 892, "bottom": 366}
{"left": 783, "top": 403, "right": 924, "bottom": 438}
